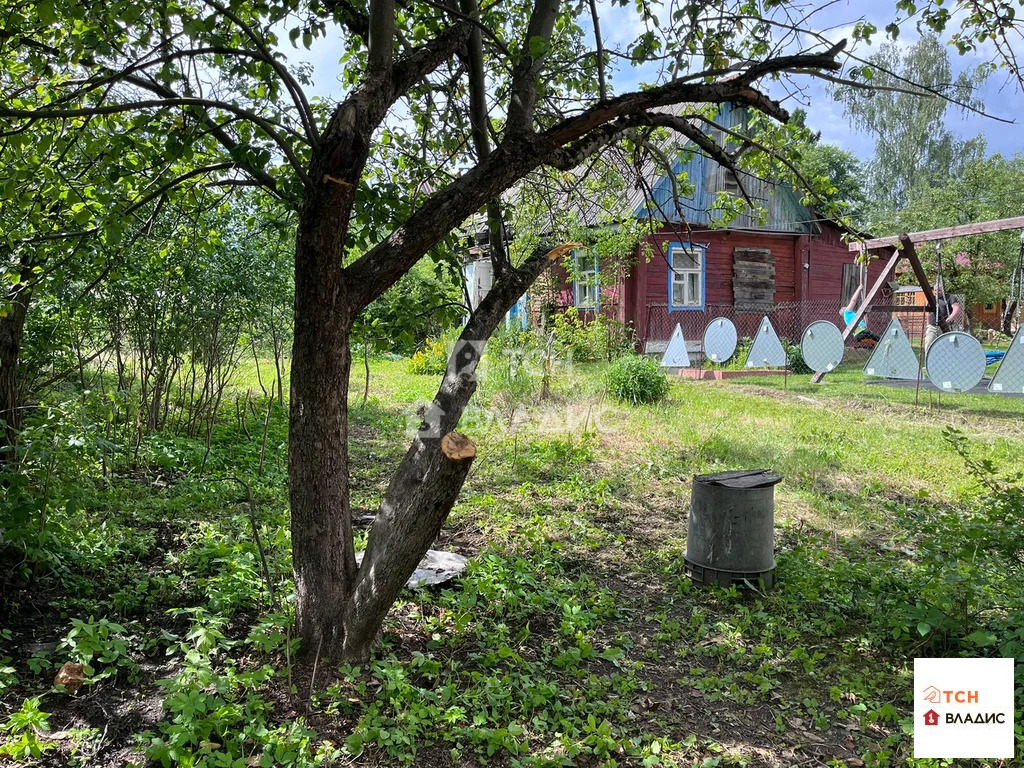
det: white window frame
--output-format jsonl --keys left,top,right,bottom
{"left": 573, "top": 251, "right": 599, "bottom": 310}
{"left": 668, "top": 243, "right": 704, "bottom": 311}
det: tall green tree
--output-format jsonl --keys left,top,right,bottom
{"left": 832, "top": 34, "right": 988, "bottom": 212}
{"left": 788, "top": 110, "right": 868, "bottom": 225}
{"left": 875, "top": 149, "right": 1024, "bottom": 321}
{"left": 3, "top": 0, "right": 1023, "bottom": 662}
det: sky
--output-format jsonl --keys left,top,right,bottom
{"left": 594, "top": 0, "right": 1024, "bottom": 162}
{"left": 290, "top": 0, "right": 1024, "bottom": 164}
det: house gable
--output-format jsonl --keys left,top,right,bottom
{"left": 632, "top": 103, "right": 813, "bottom": 234}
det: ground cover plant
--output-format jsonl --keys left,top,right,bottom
{"left": 2, "top": 353, "right": 1022, "bottom": 767}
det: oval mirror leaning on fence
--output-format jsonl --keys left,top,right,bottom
{"left": 801, "top": 320, "right": 845, "bottom": 374}
{"left": 926, "top": 332, "right": 987, "bottom": 393}
{"left": 703, "top": 317, "right": 738, "bottom": 364}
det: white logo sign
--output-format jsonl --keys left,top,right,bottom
{"left": 914, "top": 658, "right": 1015, "bottom": 759}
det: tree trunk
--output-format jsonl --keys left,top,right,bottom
{"left": 341, "top": 431, "right": 476, "bottom": 660}
{"left": 1003, "top": 300, "right": 1018, "bottom": 336}
{"left": 289, "top": 203, "right": 360, "bottom": 658}
{"left": 0, "top": 287, "right": 31, "bottom": 457}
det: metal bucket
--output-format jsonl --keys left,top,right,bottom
{"left": 684, "top": 469, "right": 783, "bottom": 589}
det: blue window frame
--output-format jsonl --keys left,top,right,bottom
{"left": 668, "top": 242, "right": 705, "bottom": 311}
{"left": 572, "top": 250, "right": 599, "bottom": 310}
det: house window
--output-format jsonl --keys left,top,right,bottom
{"left": 669, "top": 243, "right": 704, "bottom": 310}
{"left": 722, "top": 170, "right": 740, "bottom": 197}
{"left": 573, "top": 251, "right": 599, "bottom": 309}
{"left": 985, "top": 302, "right": 995, "bottom": 311}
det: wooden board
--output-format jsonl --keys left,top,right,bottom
{"left": 733, "top": 247, "right": 776, "bottom": 312}
{"left": 850, "top": 216, "right": 1024, "bottom": 251}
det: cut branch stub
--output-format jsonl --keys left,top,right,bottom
{"left": 441, "top": 431, "right": 476, "bottom": 461}
{"left": 544, "top": 242, "right": 583, "bottom": 263}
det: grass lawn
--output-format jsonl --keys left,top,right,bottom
{"left": 2, "top": 356, "right": 1021, "bottom": 767}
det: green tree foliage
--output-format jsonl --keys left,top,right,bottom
{"left": 358, "top": 259, "right": 464, "bottom": 358}
{"left": 4, "top": 0, "right": 1024, "bottom": 663}
{"left": 832, "top": 34, "right": 988, "bottom": 212}
{"left": 787, "top": 111, "right": 868, "bottom": 225}
{"left": 874, "top": 149, "right": 1024, "bottom": 305}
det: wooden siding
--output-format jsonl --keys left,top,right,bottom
{"left": 530, "top": 258, "right": 628, "bottom": 325}
{"left": 801, "top": 226, "right": 889, "bottom": 302}
{"left": 971, "top": 302, "right": 1003, "bottom": 330}
{"left": 638, "top": 229, "right": 800, "bottom": 305}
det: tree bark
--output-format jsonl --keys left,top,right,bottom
{"left": 289, "top": 230, "right": 358, "bottom": 658}
{"left": 288, "top": 151, "right": 363, "bottom": 655}
{"left": 0, "top": 282, "right": 31, "bottom": 458}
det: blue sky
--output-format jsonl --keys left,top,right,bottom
{"left": 595, "top": 0, "right": 1024, "bottom": 162}
{"left": 292, "top": 0, "right": 1024, "bottom": 163}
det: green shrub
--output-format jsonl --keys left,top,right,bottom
{"left": 784, "top": 340, "right": 812, "bottom": 374}
{"left": 407, "top": 337, "right": 450, "bottom": 375}
{"left": 867, "top": 427, "right": 1024, "bottom": 687}
{"left": 606, "top": 355, "right": 669, "bottom": 405}
{"left": 553, "top": 307, "right": 633, "bottom": 362}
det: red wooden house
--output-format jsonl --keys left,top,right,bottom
{"left": 466, "top": 104, "right": 887, "bottom": 354}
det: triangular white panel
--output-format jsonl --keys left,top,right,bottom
{"left": 989, "top": 327, "right": 1024, "bottom": 394}
{"left": 745, "top": 316, "right": 787, "bottom": 368}
{"left": 863, "top": 319, "right": 920, "bottom": 380}
{"left": 661, "top": 324, "right": 690, "bottom": 368}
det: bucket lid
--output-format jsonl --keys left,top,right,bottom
{"left": 693, "top": 469, "right": 783, "bottom": 489}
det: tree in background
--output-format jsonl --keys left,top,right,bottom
{"left": 789, "top": 109, "right": 868, "bottom": 226}
{"left": 832, "top": 34, "right": 989, "bottom": 213}
{"left": 358, "top": 260, "right": 465, "bottom": 360}
{"left": 875, "top": 149, "right": 1024, "bottom": 316}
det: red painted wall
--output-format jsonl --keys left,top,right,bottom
{"left": 630, "top": 229, "right": 804, "bottom": 305}
{"left": 540, "top": 220, "right": 877, "bottom": 343}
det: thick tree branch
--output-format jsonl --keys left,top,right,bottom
{"left": 588, "top": 0, "right": 607, "bottom": 101}
{"left": 367, "top": 0, "right": 397, "bottom": 80}
{"left": 638, "top": 111, "right": 756, "bottom": 208}
{"left": 506, "top": 0, "right": 562, "bottom": 134}
{"left": 460, "top": 0, "right": 508, "bottom": 276}
{"left": 546, "top": 115, "right": 643, "bottom": 170}
{"left": 319, "top": 0, "right": 371, "bottom": 41}
{"left": 345, "top": 42, "right": 847, "bottom": 307}
{"left": 421, "top": 0, "right": 512, "bottom": 57}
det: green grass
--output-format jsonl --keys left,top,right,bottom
{"left": 2, "top": 354, "right": 1022, "bottom": 767}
